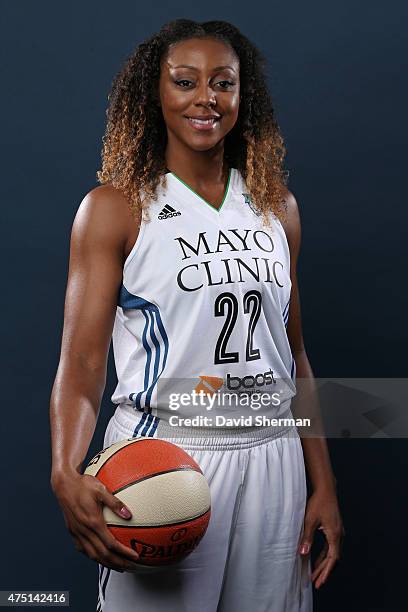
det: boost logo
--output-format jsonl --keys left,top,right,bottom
{"left": 226, "top": 368, "right": 276, "bottom": 390}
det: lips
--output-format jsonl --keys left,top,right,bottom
{"left": 185, "top": 116, "right": 221, "bottom": 131}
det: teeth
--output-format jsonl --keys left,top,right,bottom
{"left": 188, "top": 118, "right": 216, "bottom": 124}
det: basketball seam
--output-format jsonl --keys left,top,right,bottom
{"left": 88, "top": 437, "right": 154, "bottom": 477}
{"left": 106, "top": 508, "right": 211, "bottom": 529}
{"left": 111, "top": 466, "right": 201, "bottom": 494}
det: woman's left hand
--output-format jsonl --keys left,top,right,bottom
{"left": 298, "top": 488, "right": 345, "bottom": 589}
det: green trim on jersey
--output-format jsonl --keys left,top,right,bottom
{"left": 170, "top": 168, "right": 232, "bottom": 212}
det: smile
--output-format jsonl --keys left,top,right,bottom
{"left": 185, "top": 117, "right": 221, "bottom": 131}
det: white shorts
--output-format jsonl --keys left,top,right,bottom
{"left": 96, "top": 407, "right": 313, "bottom": 612}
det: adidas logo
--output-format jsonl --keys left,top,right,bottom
{"left": 158, "top": 204, "right": 181, "bottom": 220}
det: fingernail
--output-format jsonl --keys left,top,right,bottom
{"left": 300, "top": 543, "right": 310, "bottom": 555}
{"left": 119, "top": 506, "right": 131, "bottom": 518}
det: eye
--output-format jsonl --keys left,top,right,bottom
{"left": 216, "top": 80, "right": 235, "bottom": 89}
{"left": 175, "top": 79, "right": 194, "bottom": 88}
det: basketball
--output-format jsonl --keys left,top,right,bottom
{"left": 84, "top": 437, "right": 211, "bottom": 566}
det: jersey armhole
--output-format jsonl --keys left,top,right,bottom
{"left": 123, "top": 215, "right": 147, "bottom": 272}
{"left": 274, "top": 216, "right": 291, "bottom": 260}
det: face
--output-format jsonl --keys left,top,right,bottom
{"left": 158, "top": 37, "right": 240, "bottom": 152}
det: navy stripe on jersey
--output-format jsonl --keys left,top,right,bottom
{"left": 149, "top": 415, "right": 160, "bottom": 436}
{"left": 142, "top": 412, "right": 155, "bottom": 436}
{"left": 96, "top": 566, "right": 102, "bottom": 612}
{"left": 135, "top": 310, "right": 153, "bottom": 410}
{"left": 145, "top": 310, "right": 161, "bottom": 408}
{"left": 290, "top": 357, "right": 296, "bottom": 382}
{"left": 133, "top": 411, "right": 148, "bottom": 436}
{"left": 119, "top": 285, "right": 169, "bottom": 414}
{"left": 132, "top": 411, "right": 160, "bottom": 438}
{"left": 97, "top": 565, "right": 110, "bottom": 609}
{"left": 282, "top": 299, "right": 290, "bottom": 327}
{"left": 102, "top": 568, "right": 110, "bottom": 599}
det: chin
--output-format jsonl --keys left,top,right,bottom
{"left": 188, "top": 143, "right": 220, "bottom": 152}
{"left": 183, "top": 135, "right": 226, "bottom": 153}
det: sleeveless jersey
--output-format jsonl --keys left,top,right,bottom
{"left": 110, "top": 168, "right": 296, "bottom": 431}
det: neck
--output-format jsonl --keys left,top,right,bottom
{"left": 165, "top": 138, "right": 228, "bottom": 186}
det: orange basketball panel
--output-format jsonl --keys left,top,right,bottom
{"left": 108, "top": 509, "right": 211, "bottom": 566}
{"left": 97, "top": 439, "right": 202, "bottom": 492}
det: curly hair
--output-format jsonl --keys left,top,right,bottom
{"left": 97, "top": 19, "right": 289, "bottom": 226}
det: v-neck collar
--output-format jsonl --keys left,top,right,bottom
{"left": 166, "top": 168, "right": 233, "bottom": 212}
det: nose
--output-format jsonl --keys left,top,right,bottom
{"left": 194, "top": 81, "right": 216, "bottom": 108}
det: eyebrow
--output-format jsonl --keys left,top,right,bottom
{"left": 168, "top": 63, "right": 237, "bottom": 73}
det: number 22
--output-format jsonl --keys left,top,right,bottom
{"left": 214, "top": 290, "right": 261, "bottom": 364}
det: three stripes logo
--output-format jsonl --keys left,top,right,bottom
{"left": 158, "top": 204, "right": 181, "bottom": 220}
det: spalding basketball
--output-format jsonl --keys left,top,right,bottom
{"left": 84, "top": 437, "right": 211, "bottom": 566}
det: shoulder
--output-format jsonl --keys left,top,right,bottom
{"left": 74, "top": 184, "right": 139, "bottom": 233}
{"left": 278, "top": 187, "right": 301, "bottom": 260}
{"left": 72, "top": 184, "right": 141, "bottom": 254}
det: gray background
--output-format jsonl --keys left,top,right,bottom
{"left": 1, "top": 1, "right": 406, "bottom": 610}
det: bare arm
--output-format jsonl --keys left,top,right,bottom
{"left": 50, "top": 185, "right": 141, "bottom": 571}
{"left": 281, "top": 190, "right": 344, "bottom": 589}
{"left": 50, "top": 185, "right": 131, "bottom": 481}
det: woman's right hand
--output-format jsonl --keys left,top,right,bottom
{"left": 51, "top": 471, "right": 140, "bottom": 573}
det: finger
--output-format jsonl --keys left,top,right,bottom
{"left": 63, "top": 492, "right": 138, "bottom": 569}
{"left": 77, "top": 535, "right": 105, "bottom": 566}
{"left": 90, "top": 521, "right": 140, "bottom": 563}
{"left": 311, "top": 557, "right": 328, "bottom": 582}
{"left": 312, "top": 548, "right": 339, "bottom": 587}
{"left": 73, "top": 521, "right": 138, "bottom": 572}
{"left": 94, "top": 482, "right": 133, "bottom": 520}
{"left": 311, "top": 528, "right": 339, "bottom": 578}
{"left": 313, "top": 544, "right": 328, "bottom": 569}
{"left": 298, "top": 517, "right": 318, "bottom": 555}
{"left": 81, "top": 475, "right": 133, "bottom": 519}
{"left": 72, "top": 523, "right": 138, "bottom": 571}
{"left": 311, "top": 524, "right": 342, "bottom": 587}
{"left": 81, "top": 511, "right": 139, "bottom": 562}
{"left": 315, "top": 550, "right": 339, "bottom": 588}
{"left": 70, "top": 487, "right": 140, "bottom": 563}
{"left": 84, "top": 527, "right": 140, "bottom": 573}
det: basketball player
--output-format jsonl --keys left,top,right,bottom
{"left": 50, "top": 19, "right": 344, "bottom": 612}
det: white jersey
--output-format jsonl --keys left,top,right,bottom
{"left": 110, "top": 168, "right": 296, "bottom": 429}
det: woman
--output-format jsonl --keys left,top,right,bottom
{"left": 50, "top": 19, "right": 343, "bottom": 612}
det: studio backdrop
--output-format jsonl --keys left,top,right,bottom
{"left": 1, "top": 1, "right": 406, "bottom": 611}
